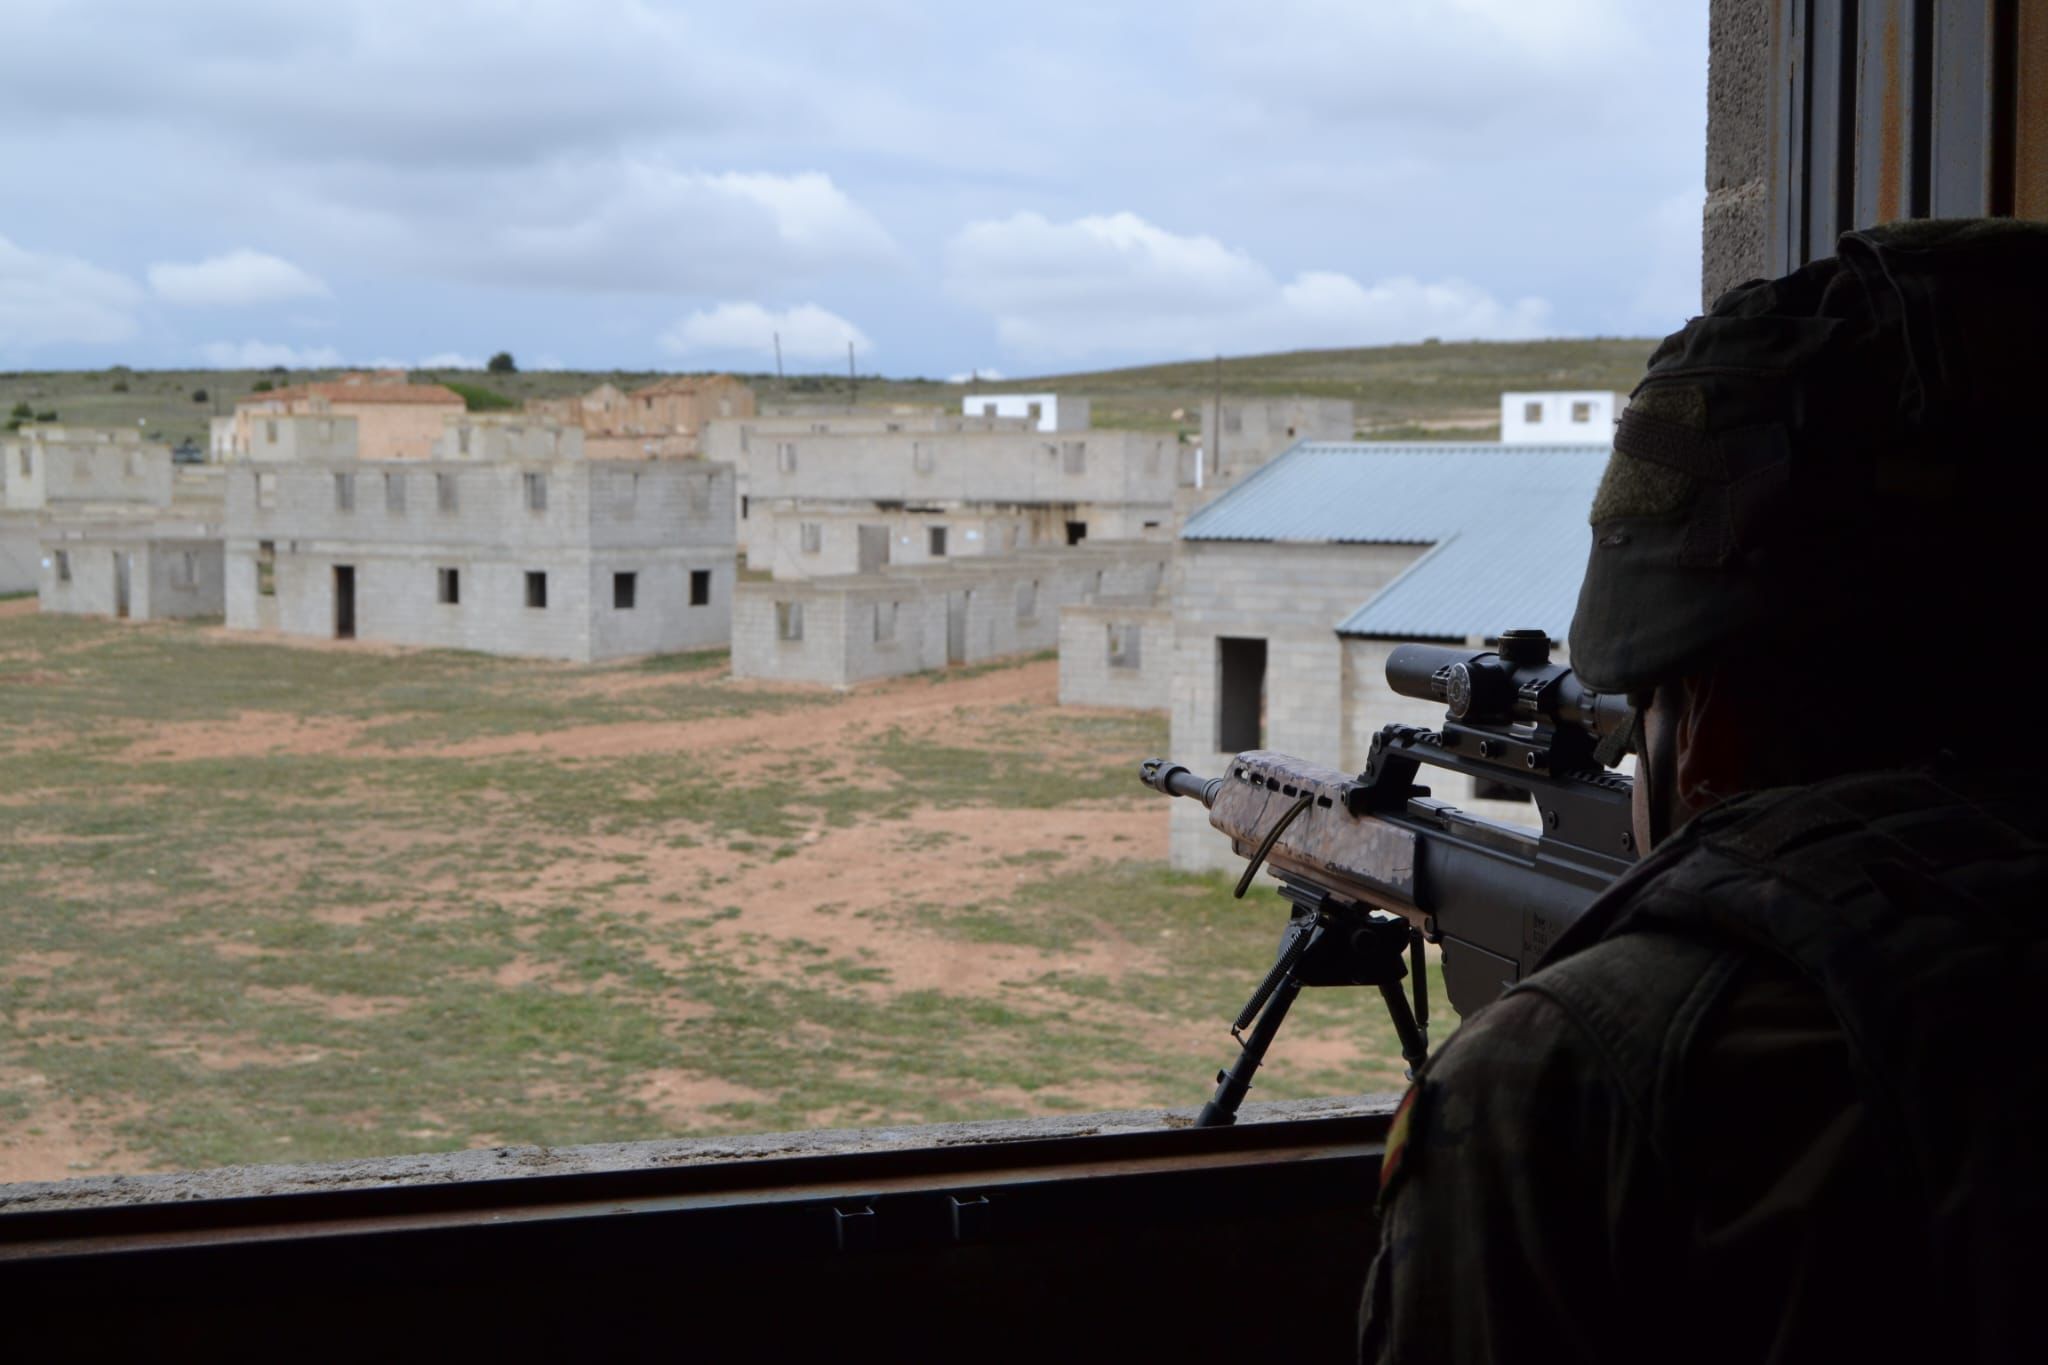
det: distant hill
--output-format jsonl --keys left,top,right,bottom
{"left": 0, "top": 338, "right": 1653, "bottom": 449}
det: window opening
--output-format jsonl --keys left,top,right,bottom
{"left": 1523, "top": 401, "right": 1544, "bottom": 422}
{"left": 1217, "top": 636, "right": 1268, "bottom": 752}
{"left": 928, "top": 525, "right": 948, "bottom": 557}
{"left": 874, "top": 599, "right": 897, "bottom": 643}
{"left": 690, "top": 569, "right": 711, "bottom": 606}
{"left": 1066, "top": 521, "right": 1088, "bottom": 546}
{"left": 256, "top": 471, "right": 277, "bottom": 510}
{"left": 525, "top": 570, "right": 547, "bottom": 609}
{"left": 334, "top": 472, "right": 355, "bottom": 513}
{"left": 777, "top": 442, "right": 797, "bottom": 473}
{"left": 524, "top": 472, "right": 547, "bottom": 512}
{"left": 437, "top": 473, "right": 457, "bottom": 514}
{"left": 1062, "top": 441, "right": 1086, "bottom": 474}
{"left": 613, "top": 572, "right": 637, "bottom": 610}
{"left": 800, "top": 522, "right": 822, "bottom": 554}
{"left": 438, "top": 567, "right": 460, "bottom": 605}
{"left": 1108, "top": 623, "right": 1142, "bottom": 670}
{"left": 54, "top": 549, "right": 70, "bottom": 583}
{"left": 385, "top": 472, "right": 406, "bottom": 514}
{"left": 256, "top": 541, "right": 275, "bottom": 597}
{"left": 776, "top": 600, "right": 804, "bottom": 640}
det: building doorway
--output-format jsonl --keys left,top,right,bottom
{"left": 857, "top": 524, "right": 891, "bottom": 574}
{"left": 1216, "top": 636, "right": 1267, "bottom": 752}
{"left": 946, "top": 589, "right": 971, "bottom": 666}
{"left": 334, "top": 565, "right": 356, "bottom": 639}
{"left": 113, "top": 552, "right": 131, "bottom": 620}
{"left": 1065, "top": 521, "right": 1088, "bottom": 546}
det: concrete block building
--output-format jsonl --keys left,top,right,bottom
{"left": 1, "top": 427, "right": 227, "bottom": 620}
{"left": 1166, "top": 441, "right": 1608, "bottom": 872}
{"left": 225, "top": 457, "right": 735, "bottom": 662}
{"left": 224, "top": 374, "right": 466, "bottom": 462}
{"left": 526, "top": 375, "right": 755, "bottom": 459}
{"left": 734, "top": 543, "right": 1168, "bottom": 689}
{"left": 1500, "top": 391, "right": 1624, "bottom": 444}
{"left": 1058, "top": 596, "right": 1170, "bottom": 710}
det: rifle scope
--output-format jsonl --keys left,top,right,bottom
{"left": 1384, "top": 629, "right": 1633, "bottom": 743}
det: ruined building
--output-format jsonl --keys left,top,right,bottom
{"left": 217, "top": 372, "right": 467, "bottom": 463}
{"left": 526, "top": 374, "right": 756, "bottom": 459}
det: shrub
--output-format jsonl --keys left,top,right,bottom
{"left": 252, "top": 380, "right": 274, "bottom": 393}
{"left": 111, "top": 379, "right": 130, "bottom": 393}
{"left": 443, "top": 380, "right": 516, "bottom": 412}
{"left": 191, "top": 388, "right": 209, "bottom": 403}
{"left": 34, "top": 410, "right": 58, "bottom": 422}
{"left": 487, "top": 351, "right": 517, "bottom": 374}
{"left": 8, "top": 401, "right": 30, "bottom": 420}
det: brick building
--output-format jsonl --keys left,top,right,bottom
{"left": 225, "top": 373, "right": 466, "bottom": 462}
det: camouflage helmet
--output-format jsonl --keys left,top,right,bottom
{"left": 1568, "top": 218, "right": 2048, "bottom": 695}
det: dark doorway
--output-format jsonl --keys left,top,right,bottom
{"left": 1065, "top": 521, "right": 1088, "bottom": 546}
{"left": 334, "top": 565, "right": 356, "bottom": 639}
{"left": 1217, "top": 636, "right": 1267, "bottom": 752}
{"left": 946, "top": 590, "right": 970, "bottom": 665}
{"left": 113, "top": 553, "right": 131, "bottom": 619}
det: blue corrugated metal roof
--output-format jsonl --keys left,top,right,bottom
{"left": 1180, "top": 441, "right": 1608, "bottom": 545}
{"left": 1334, "top": 523, "right": 1595, "bottom": 640}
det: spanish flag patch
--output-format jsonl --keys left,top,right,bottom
{"left": 1378, "top": 1081, "right": 1424, "bottom": 1200}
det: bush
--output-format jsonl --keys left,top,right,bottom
{"left": 252, "top": 380, "right": 274, "bottom": 393}
{"left": 8, "top": 401, "right": 30, "bottom": 420}
{"left": 191, "top": 388, "right": 209, "bottom": 403}
{"left": 443, "top": 380, "right": 516, "bottom": 413}
{"left": 34, "top": 410, "right": 58, "bottom": 422}
{"left": 111, "top": 379, "right": 130, "bottom": 393}
{"left": 487, "top": 351, "right": 517, "bottom": 374}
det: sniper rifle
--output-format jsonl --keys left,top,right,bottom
{"left": 1140, "top": 629, "right": 1637, "bottom": 1126}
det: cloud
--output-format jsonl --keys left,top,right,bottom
{"left": 149, "top": 249, "right": 329, "bottom": 306}
{"left": 0, "top": 235, "right": 143, "bottom": 349}
{"left": 471, "top": 164, "right": 897, "bottom": 293}
{"left": 198, "top": 340, "right": 345, "bottom": 368}
{"left": 946, "top": 212, "right": 1550, "bottom": 361}
{"left": 417, "top": 351, "right": 484, "bottom": 370}
{"left": 660, "top": 302, "right": 870, "bottom": 362}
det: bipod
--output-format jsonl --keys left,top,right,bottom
{"left": 1193, "top": 882, "right": 1431, "bottom": 1128}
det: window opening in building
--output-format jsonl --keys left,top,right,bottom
{"left": 334, "top": 472, "right": 355, "bottom": 512}
{"left": 256, "top": 541, "right": 275, "bottom": 597}
{"left": 17, "top": 448, "right": 28, "bottom": 476}
{"left": 437, "top": 473, "right": 457, "bottom": 514}
{"left": 265, "top": 419, "right": 278, "bottom": 443}
{"left": 776, "top": 600, "right": 804, "bottom": 640}
{"left": 1571, "top": 401, "right": 1593, "bottom": 423}
{"left": 874, "top": 599, "right": 897, "bottom": 643}
{"left": 1062, "top": 441, "right": 1086, "bottom": 474}
{"left": 613, "top": 572, "right": 636, "bottom": 610}
{"left": 981, "top": 402, "right": 997, "bottom": 417}
{"left": 256, "top": 471, "right": 277, "bottom": 510}
{"left": 690, "top": 569, "right": 711, "bottom": 606}
{"left": 1108, "top": 623, "right": 1142, "bottom": 670}
{"left": 525, "top": 570, "right": 547, "bottom": 609}
{"left": 928, "top": 525, "right": 948, "bottom": 557}
{"left": 54, "top": 549, "right": 70, "bottom": 583}
{"left": 524, "top": 472, "right": 547, "bottom": 512}
{"left": 333, "top": 565, "right": 356, "bottom": 639}
{"left": 1027, "top": 401, "right": 1042, "bottom": 422}
{"left": 1524, "top": 401, "right": 1544, "bottom": 422}
{"left": 385, "top": 472, "right": 406, "bottom": 514}
{"left": 457, "top": 426, "right": 471, "bottom": 455}
{"left": 1217, "top": 636, "right": 1268, "bottom": 752}
{"left": 437, "top": 567, "right": 460, "bottom": 605}
{"left": 740, "top": 495, "right": 749, "bottom": 521}
{"left": 1066, "top": 521, "right": 1088, "bottom": 546}
{"left": 800, "top": 522, "right": 822, "bottom": 554}
{"left": 1016, "top": 579, "right": 1037, "bottom": 619}
{"left": 777, "top": 442, "right": 797, "bottom": 473}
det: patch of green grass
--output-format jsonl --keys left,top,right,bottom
{"left": 440, "top": 380, "right": 517, "bottom": 412}
{"left": 636, "top": 647, "right": 731, "bottom": 674}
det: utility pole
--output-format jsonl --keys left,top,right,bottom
{"left": 848, "top": 340, "right": 858, "bottom": 411}
{"left": 1211, "top": 353, "right": 1224, "bottom": 488}
{"left": 773, "top": 332, "right": 784, "bottom": 382}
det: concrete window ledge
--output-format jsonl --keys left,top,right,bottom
{"left": 0, "top": 1093, "right": 1399, "bottom": 1215}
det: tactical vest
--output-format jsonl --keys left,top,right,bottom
{"left": 1527, "top": 765, "right": 2048, "bottom": 1364}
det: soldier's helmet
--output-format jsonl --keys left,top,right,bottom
{"left": 1569, "top": 219, "right": 2048, "bottom": 697}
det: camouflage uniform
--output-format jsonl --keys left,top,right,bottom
{"left": 1360, "top": 221, "right": 2048, "bottom": 1364}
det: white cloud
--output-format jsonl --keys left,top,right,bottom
{"left": 198, "top": 340, "right": 344, "bottom": 368}
{"left": 946, "top": 211, "right": 1550, "bottom": 361}
{"left": 946, "top": 368, "right": 1005, "bottom": 384}
{"left": 0, "top": 235, "right": 143, "bottom": 349}
{"left": 149, "top": 249, "right": 329, "bottom": 306}
{"left": 660, "top": 302, "right": 870, "bottom": 362}
{"left": 417, "top": 351, "right": 483, "bottom": 370}
{"left": 475, "top": 164, "right": 897, "bottom": 293}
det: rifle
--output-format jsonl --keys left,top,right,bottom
{"left": 1140, "top": 629, "right": 1638, "bottom": 1126}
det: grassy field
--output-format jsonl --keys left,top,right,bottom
{"left": 0, "top": 337, "right": 1652, "bottom": 450}
{"left": 0, "top": 614, "right": 1434, "bottom": 1178}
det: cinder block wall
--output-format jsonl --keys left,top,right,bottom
{"left": 1705, "top": 0, "right": 1770, "bottom": 303}
{"left": 1058, "top": 601, "right": 1170, "bottom": 710}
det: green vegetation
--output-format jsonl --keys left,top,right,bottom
{"left": 0, "top": 617, "right": 1410, "bottom": 1174}
{"left": 0, "top": 338, "right": 1650, "bottom": 451}
{"left": 441, "top": 380, "right": 517, "bottom": 413}
{"left": 487, "top": 352, "right": 517, "bottom": 374}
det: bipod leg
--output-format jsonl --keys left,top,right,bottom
{"left": 1195, "top": 973, "right": 1304, "bottom": 1128}
{"left": 1375, "top": 981, "right": 1429, "bottom": 1079}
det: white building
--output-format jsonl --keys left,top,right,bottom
{"left": 1499, "top": 391, "right": 1623, "bottom": 444}
{"left": 959, "top": 393, "right": 1088, "bottom": 433}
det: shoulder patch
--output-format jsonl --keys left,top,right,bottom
{"left": 1378, "top": 1080, "right": 1427, "bottom": 1202}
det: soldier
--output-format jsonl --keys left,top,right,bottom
{"left": 1359, "top": 219, "right": 2048, "bottom": 1364}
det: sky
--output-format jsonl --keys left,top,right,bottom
{"left": 0, "top": 0, "right": 1708, "bottom": 379}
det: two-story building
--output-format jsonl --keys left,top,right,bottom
{"left": 224, "top": 453, "right": 735, "bottom": 662}
{"left": 3, "top": 426, "right": 225, "bottom": 620}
